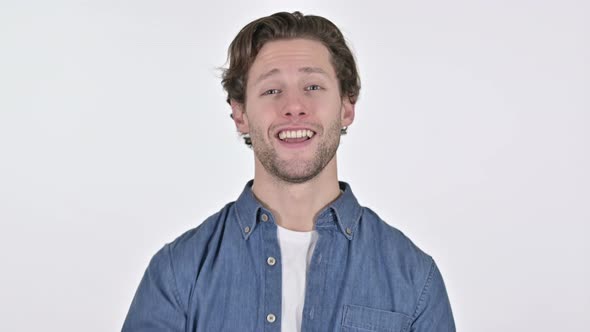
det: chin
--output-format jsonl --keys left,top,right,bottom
{"left": 272, "top": 163, "right": 326, "bottom": 184}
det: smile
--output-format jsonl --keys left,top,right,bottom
{"left": 277, "top": 129, "right": 315, "bottom": 142}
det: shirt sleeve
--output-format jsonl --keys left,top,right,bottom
{"left": 409, "top": 260, "right": 456, "bottom": 332}
{"left": 122, "top": 244, "right": 186, "bottom": 332}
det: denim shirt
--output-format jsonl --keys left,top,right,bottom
{"left": 123, "top": 181, "right": 455, "bottom": 332}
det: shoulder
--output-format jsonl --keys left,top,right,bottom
{"left": 359, "top": 206, "right": 434, "bottom": 280}
{"left": 164, "top": 201, "right": 236, "bottom": 260}
{"left": 147, "top": 202, "right": 237, "bottom": 291}
{"left": 358, "top": 207, "right": 454, "bottom": 327}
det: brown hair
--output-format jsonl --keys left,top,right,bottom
{"left": 221, "top": 11, "right": 361, "bottom": 106}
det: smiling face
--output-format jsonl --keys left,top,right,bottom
{"left": 231, "top": 38, "right": 355, "bottom": 184}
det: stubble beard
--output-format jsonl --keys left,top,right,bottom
{"left": 250, "top": 119, "right": 342, "bottom": 184}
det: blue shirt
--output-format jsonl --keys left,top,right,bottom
{"left": 123, "top": 181, "right": 455, "bottom": 331}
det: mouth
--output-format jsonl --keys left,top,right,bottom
{"left": 277, "top": 129, "right": 316, "bottom": 143}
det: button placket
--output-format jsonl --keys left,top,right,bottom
{"left": 260, "top": 210, "right": 281, "bottom": 330}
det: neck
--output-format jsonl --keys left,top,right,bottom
{"left": 251, "top": 157, "right": 341, "bottom": 232}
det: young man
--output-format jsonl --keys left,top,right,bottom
{"left": 123, "top": 11, "right": 455, "bottom": 332}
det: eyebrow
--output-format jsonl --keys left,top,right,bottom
{"left": 253, "top": 67, "right": 330, "bottom": 85}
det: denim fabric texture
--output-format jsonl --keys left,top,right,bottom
{"left": 122, "top": 181, "right": 455, "bottom": 332}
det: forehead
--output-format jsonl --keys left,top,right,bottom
{"left": 248, "top": 38, "right": 336, "bottom": 79}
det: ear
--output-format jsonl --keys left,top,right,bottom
{"left": 340, "top": 98, "right": 355, "bottom": 127}
{"left": 230, "top": 100, "right": 249, "bottom": 134}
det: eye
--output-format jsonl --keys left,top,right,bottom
{"left": 262, "top": 89, "right": 281, "bottom": 96}
{"left": 305, "top": 85, "right": 322, "bottom": 91}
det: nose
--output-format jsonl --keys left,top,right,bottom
{"left": 281, "top": 91, "right": 308, "bottom": 119}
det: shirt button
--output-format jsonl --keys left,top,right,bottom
{"left": 266, "top": 313, "right": 276, "bottom": 323}
{"left": 267, "top": 256, "right": 276, "bottom": 266}
{"left": 261, "top": 214, "right": 269, "bottom": 222}
{"left": 244, "top": 226, "right": 250, "bottom": 233}
{"left": 346, "top": 227, "right": 352, "bottom": 235}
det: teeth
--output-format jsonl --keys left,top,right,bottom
{"left": 278, "top": 129, "right": 315, "bottom": 140}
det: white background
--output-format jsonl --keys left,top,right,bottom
{"left": 1, "top": 1, "right": 588, "bottom": 331}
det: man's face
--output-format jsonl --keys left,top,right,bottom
{"left": 231, "top": 38, "right": 355, "bottom": 184}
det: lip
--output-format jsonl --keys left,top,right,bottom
{"left": 276, "top": 134, "right": 315, "bottom": 149}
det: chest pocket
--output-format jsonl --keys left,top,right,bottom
{"left": 341, "top": 304, "right": 411, "bottom": 332}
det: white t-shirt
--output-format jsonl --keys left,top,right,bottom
{"left": 276, "top": 224, "right": 319, "bottom": 332}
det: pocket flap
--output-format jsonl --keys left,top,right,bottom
{"left": 342, "top": 304, "right": 411, "bottom": 332}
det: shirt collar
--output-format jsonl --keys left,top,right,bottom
{"left": 234, "top": 180, "right": 363, "bottom": 241}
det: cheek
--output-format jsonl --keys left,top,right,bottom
{"left": 314, "top": 91, "right": 343, "bottom": 108}
{"left": 244, "top": 112, "right": 271, "bottom": 136}
{"left": 247, "top": 99, "right": 278, "bottom": 120}
{"left": 315, "top": 99, "right": 344, "bottom": 120}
